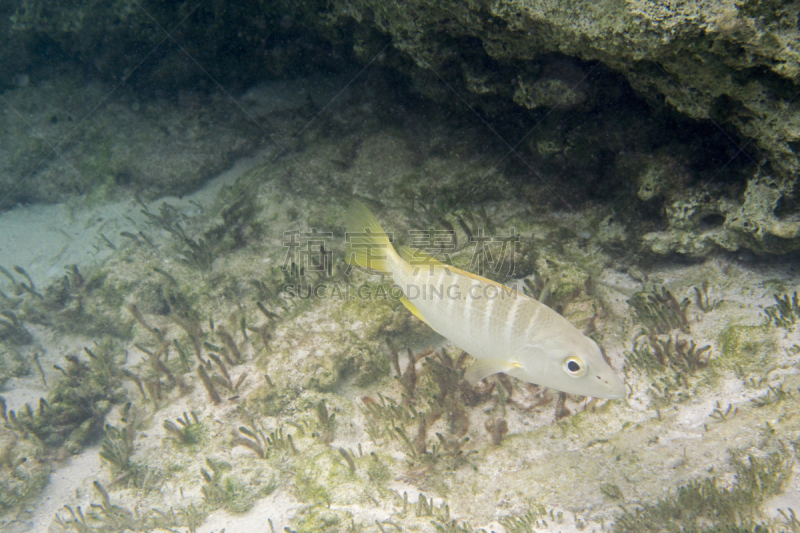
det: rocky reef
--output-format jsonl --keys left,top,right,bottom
{"left": 2, "top": 1, "right": 799, "bottom": 255}
{"left": 1, "top": 76, "right": 799, "bottom": 530}
{"left": 323, "top": 0, "right": 800, "bottom": 256}
{"left": 1, "top": 2, "right": 800, "bottom": 531}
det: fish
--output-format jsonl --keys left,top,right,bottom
{"left": 345, "top": 200, "right": 625, "bottom": 399}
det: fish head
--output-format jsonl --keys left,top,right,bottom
{"left": 522, "top": 334, "right": 626, "bottom": 399}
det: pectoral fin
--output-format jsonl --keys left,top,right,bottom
{"left": 464, "top": 358, "right": 523, "bottom": 384}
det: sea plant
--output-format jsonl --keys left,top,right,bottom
{"left": 431, "top": 519, "right": 485, "bottom": 533}
{"left": 4, "top": 263, "right": 128, "bottom": 340}
{"left": 0, "top": 309, "right": 32, "bottom": 345}
{"left": 99, "top": 402, "right": 147, "bottom": 487}
{"left": 1, "top": 265, "right": 43, "bottom": 300}
{"left": 628, "top": 286, "right": 690, "bottom": 334}
{"left": 693, "top": 281, "right": 722, "bottom": 312}
{"left": 163, "top": 411, "right": 204, "bottom": 446}
{"left": 765, "top": 291, "right": 799, "bottom": 328}
{"left": 234, "top": 420, "right": 297, "bottom": 458}
{"left": 234, "top": 424, "right": 268, "bottom": 459}
{"left": 54, "top": 481, "right": 207, "bottom": 533}
{"left": 141, "top": 203, "right": 215, "bottom": 271}
{"left": 313, "top": 399, "right": 336, "bottom": 444}
{"left": 613, "top": 447, "right": 794, "bottom": 532}
{"left": 0, "top": 342, "right": 30, "bottom": 387}
{"left": 752, "top": 383, "right": 794, "bottom": 408}
{"left": 0, "top": 427, "right": 49, "bottom": 513}
{"left": 423, "top": 349, "right": 471, "bottom": 437}
{"left": 338, "top": 447, "right": 356, "bottom": 472}
{"left": 625, "top": 333, "right": 711, "bottom": 376}
{"left": 9, "top": 342, "right": 126, "bottom": 452}
{"left": 498, "top": 504, "right": 548, "bottom": 533}
{"left": 206, "top": 351, "right": 247, "bottom": 392}
{"left": 361, "top": 393, "right": 421, "bottom": 444}
{"left": 199, "top": 457, "right": 260, "bottom": 513}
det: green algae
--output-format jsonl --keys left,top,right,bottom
{"left": 764, "top": 291, "right": 800, "bottom": 328}
{"left": 0, "top": 343, "right": 30, "bottom": 387}
{"left": 163, "top": 412, "right": 205, "bottom": 448}
{"left": 0, "top": 432, "right": 50, "bottom": 512}
{"left": 10, "top": 341, "right": 126, "bottom": 453}
{"left": 248, "top": 382, "right": 301, "bottom": 418}
{"left": 200, "top": 457, "right": 267, "bottom": 514}
{"left": 717, "top": 325, "right": 776, "bottom": 374}
{"left": 294, "top": 506, "right": 347, "bottom": 533}
{"left": 280, "top": 286, "right": 409, "bottom": 393}
{"left": 337, "top": 287, "right": 402, "bottom": 340}
{"left": 613, "top": 447, "right": 794, "bottom": 533}
{"left": 294, "top": 466, "right": 333, "bottom": 508}
{"left": 365, "top": 452, "right": 392, "bottom": 486}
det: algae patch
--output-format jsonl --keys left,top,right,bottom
{"left": 717, "top": 324, "right": 776, "bottom": 374}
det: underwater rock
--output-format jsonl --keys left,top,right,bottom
{"left": 327, "top": 0, "right": 800, "bottom": 181}
{"left": 513, "top": 60, "right": 589, "bottom": 110}
{"left": 724, "top": 175, "right": 800, "bottom": 253}
{"left": 643, "top": 175, "right": 800, "bottom": 256}
{"left": 3, "top": 1, "right": 798, "bottom": 257}
{"left": 0, "top": 430, "right": 50, "bottom": 513}
{"left": 2, "top": 1, "right": 338, "bottom": 90}
{"left": 0, "top": 74, "right": 263, "bottom": 209}
{"left": 612, "top": 152, "right": 691, "bottom": 204}
{"left": 5, "top": 0, "right": 798, "bottom": 193}
{"left": 322, "top": 0, "right": 800, "bottom": 256}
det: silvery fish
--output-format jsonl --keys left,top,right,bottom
{"left": 346, "top": 200, "right": 625, "bottom": 399}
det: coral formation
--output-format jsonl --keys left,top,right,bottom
{"left": 1, "top": 1, "right": 798, "bottom": 256}
{"left": 322, "top": 0, "right": 800, "bottom": 255}
{"left": 644, "top": 174, "right": 800, "bottom": 256}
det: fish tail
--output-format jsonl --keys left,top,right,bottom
{"left": 345, "top": 200, "right": 395, "bottom": 274}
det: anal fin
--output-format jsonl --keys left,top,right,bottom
{"left": 400, "top": 296, "right": 438, "bottom": 333}
{"left": 464, "top": 358, "right": 522, "bottom": 384}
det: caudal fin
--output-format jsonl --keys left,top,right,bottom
{"left": 345, "top": 200, "right": 394, "bottom": 274}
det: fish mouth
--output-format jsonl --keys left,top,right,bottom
{"left": 603, "top": 388, "right": 626, "bottom": 400}
{"left": 605, "top": 379, "right": 627, "bottom": 400}
{"left": 594, "top": 374, "right": 626, "bottom": 399}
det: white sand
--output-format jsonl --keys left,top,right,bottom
{"left": 2, "top": 158, "right": 799, "bottom": 532}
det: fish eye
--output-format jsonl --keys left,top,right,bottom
{"left": 563, "top": 356, "right": 587, "bottom": 378}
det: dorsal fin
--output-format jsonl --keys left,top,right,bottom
{"left": 397, "top": 245, "right": 522, "bottom": 296}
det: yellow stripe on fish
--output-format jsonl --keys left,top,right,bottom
{"left": 345, "top": 200, "right": 625, "bottom": 399}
